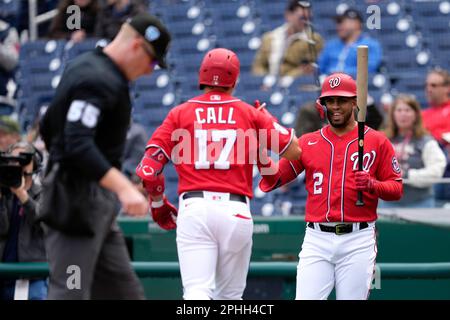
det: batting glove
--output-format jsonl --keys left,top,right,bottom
{"left": 151, "top": 196, "right": 178, "bottom": 230}
{"left": 354, "top": 171, "right": 377, "bottom": 193}
{"left": 142, "top": 173, "right": 165, "bottom": 198}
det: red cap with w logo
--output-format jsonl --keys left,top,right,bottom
{"left": 319, "top": 72, "right": 357, "bottom": 99}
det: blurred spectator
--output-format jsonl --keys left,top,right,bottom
{"left": 122, "top": 121, "right": 148, "bottom": 184}
{"left": 48, "top": 0, "right": 100, "bottom": 43}
{"left": 0, "top": 116, "right": 21, "bottom": 151}
{"left": 381, "top": 95, "right": 446, "bottom": 208}
{"left": 422, "top": 68, "right": 450, "bottom": 151}
{"left": 318, "top": 9, "right": 382, "bottom": 78}
{"left": 422, "top": 68, "right": 450, "bottom": 207}
{"left": 365, "top": 102, "right": 384, "bottom": 130}
{"left": 252, "top": 0, "right": 323, "bottom": 78}
{"left": 0, "top": 19, "right": 19, "bottom": 99}
{"left": 95, "top": 0, "right": 147, "bottom": 40}
{"left": 0, "top": 141, "right": 47, "bottom": 300}
{"left": 294, "top": 101, "right": 325, "bottom": 137}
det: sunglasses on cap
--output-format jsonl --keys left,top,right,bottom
{"left": 297, "top": 1, "right": 311, "bottom": 8}
{"left": 141, "top": 42, "right": 158, "bottom": 68}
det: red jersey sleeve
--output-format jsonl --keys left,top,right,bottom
{"left": 372, "top": 136, "right": 403, "bottom": 201}
{"left": 259, "top": 138, "right": 304, "bottom": 192}
{"left": 375, "top": 136, "right": 403, "bottom": 182}
{"left": 146, "top": 108, "right": 178, "bottom": 160}
{"left": 254, "top": 110, "right": 295, "bottom": 156}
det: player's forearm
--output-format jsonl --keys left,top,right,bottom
{"left": 373, "top": 179, "right": 403, "bottom": 201}
{"left": 280, "top": 136, "right": 301, "bottom": 160}
{"left": 259, "top": 159, "right": 301, "bottom": 192}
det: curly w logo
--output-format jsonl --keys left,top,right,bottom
{"left": 329, "top": 77, "right": 341, "bottom": 88}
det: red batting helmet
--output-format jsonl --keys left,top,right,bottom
{"left": 315, "top": 73, "right": 357, "bottom": 119}
{"left": 198, "top": 48, "right": 240, "bottom": 89}
{"left": 319, "top": 72, "right": 357, "bottom": 100}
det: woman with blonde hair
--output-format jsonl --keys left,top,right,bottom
{"left": 382, "top": 94, "right": 447, "bottom": 208}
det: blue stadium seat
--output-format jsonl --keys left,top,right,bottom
{"left": 0, "top": 0, "right": 21, "bottom": 25}
{"left": 165, "top": 19, "right": 206, "bottom": 39}
{"left": 18, "top": 94, "right": 53, "bottom": 131}
{"left": 415, "top": 15, "right": 450, "bottom": 36}
{"left": 158, "top": 2, "right": 198, "bottom": 22}
{"left": 19, "top": 40, "right": 66, "bottom": 61}
{"left": 283, "top": 75, "right": 320, "bottom": 93}
{"left": 380, "top": 33, "right": 409, "bottom": 51}
{"left": 64, "top": 38, "right": 107, "bottom": 62}
{"left": 287, "top": 91, "right": 319, "bottom": 112}
{"left": 164, "top": 162, "right": 178, "bottom": 181}
{"left": 236, "top": 74, "right": 265, "bottom": 92}
{"left": 411, "top": 1, "right": 446, "bottom": 17}
{"left": 133, "top": 70, "right": 172, "bottom": 94}
{"left": 204, "top": 2, "right": 241, "bottom": 21}
{"left": 391, "top": 72, "right": 428, "bottom": 106}
{"left": 18, "top": 55, "right": 63, "bottom": 79}
{"left": 383, "top": 48, "right": 424, "bottom": 73}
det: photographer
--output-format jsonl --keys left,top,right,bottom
{"left": 0, "top": 142, "right": 47, "bottom": 300}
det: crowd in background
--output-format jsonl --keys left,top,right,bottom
{"left": 1, "top": 0, "right": 450, "bottom": 299}
{"left": 1, "top": 1, "right": 450, "bottom": 209}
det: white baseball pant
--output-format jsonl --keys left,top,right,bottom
{"left": 176, "top": 191, "right": 253, "bottom": 300}
{"left": 296, "top": 222, "right": 377, "bottom": 300}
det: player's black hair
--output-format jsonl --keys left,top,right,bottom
{"left": 286, "top": 0, "right": 311, "bottom": 12}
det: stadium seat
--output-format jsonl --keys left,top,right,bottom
{"left": 19, "top": 40, "right": 66, "bottom": 61}
{"left": 0, "top": 0, "right": 21, "bottom": 25}
{"left": 64, "top": 38, "right": 108, "bottom": 62}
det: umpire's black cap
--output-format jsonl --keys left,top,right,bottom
{"left": 335, "top": 8, "right": 363, "bottom": 23}
{"left": 128, "top": 13, "right": 171, "bottom": 68}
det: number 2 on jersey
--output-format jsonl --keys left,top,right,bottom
{"left": 313, "top": 172, "right": 323, "bottom": 195}
{"left": 195, "top": 129, "right": 237, "bottom": 170}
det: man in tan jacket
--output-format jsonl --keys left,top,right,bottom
{"left": 252, "top": 0, "right": 323, "bottom": 78}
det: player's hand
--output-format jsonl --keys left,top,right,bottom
{"left": 142, "top": 173, "right": 165, "bottom": 197}
{"left": 10, "top": 177, "right": 29, "bottom": 204}
{"left": 354, "top": 170, "right": 376, "bottom": 193}
{"left": 254, "top": 100, "right": 278, "bottom": 123}
{"left": 257, "top": 149, "right": 278, "bottom": 176}
{"left": 151, "top": 196, "right": 177, "bottom": 230}
{"left": 118, "top": 186, "right": 149, "bottom": 217}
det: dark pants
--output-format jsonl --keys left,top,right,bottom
{"left": 43, "top": 192, "right": 145, "bottom": 300}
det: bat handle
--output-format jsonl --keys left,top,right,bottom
{"left": 356, "top": 121, "right": 365, "bottom": 207}
{"left": 356, "top": 192, "right": 364, "bottom": 206}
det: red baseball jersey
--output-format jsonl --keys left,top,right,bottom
{"left": 147, "top": 91, "right": 294, "bottom": 198}
{"left": 422, "top": 101, "right": 450, "bottom": 146}
{"left": 287, "top": 125, "right": 402, "bottom": 222}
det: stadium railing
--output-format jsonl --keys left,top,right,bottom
{"left": 1, "top": 261, "right": 450, "bottom": 279}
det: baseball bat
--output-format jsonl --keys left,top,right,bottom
{"left": 356, "top": 45, "right": 368, "bottom": 207}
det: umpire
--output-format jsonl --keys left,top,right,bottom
{"left": 39, "top": 13, "right": 171, "bottom": 299}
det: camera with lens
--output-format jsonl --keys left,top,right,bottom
{"left": 0, "top": 151, "right": 34, "bottom": 188}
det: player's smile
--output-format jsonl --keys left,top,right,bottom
{"left": 323, "top": 96, "right": 356, "bottom": 129}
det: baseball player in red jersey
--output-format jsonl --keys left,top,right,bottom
{"left": 136, "top": 48, "right": 300, "bottom": 300}
{"left": 260, "top": 73, "right": 403, "bottom": 300}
